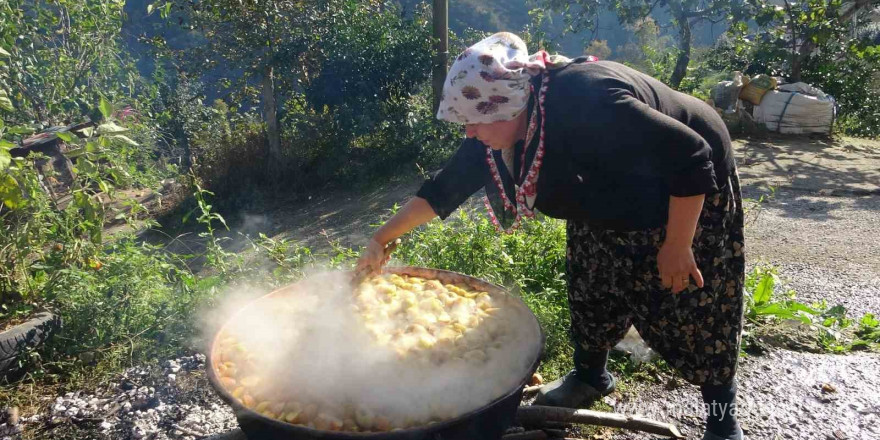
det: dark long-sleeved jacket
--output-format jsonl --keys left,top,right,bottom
{"left": 417, "top": 60, "right": 735, "bottom": 231}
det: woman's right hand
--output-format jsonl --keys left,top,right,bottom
{"left": 354, "top": 197, "right": 438, "bottom": 278}
{"left": 356, "top": 238, "right": 392, "bottom": 277}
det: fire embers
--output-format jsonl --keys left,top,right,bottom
{"left": 353, "top": 274, "right": 508, "bottom": 366}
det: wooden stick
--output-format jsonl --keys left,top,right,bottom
{"left": 501, "top": 430, "right": 549, "bottom": 440}
{"left": 517, "top": 405, "right": 684, "bottom": 439}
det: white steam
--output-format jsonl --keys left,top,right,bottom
{"left": 205, "top": 270, "right": 542, "bottom": 428}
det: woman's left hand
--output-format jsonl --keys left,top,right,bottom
{"left": 657, "top": 242, "right": 704, "bottom": 293}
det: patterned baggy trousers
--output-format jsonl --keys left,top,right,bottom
{"left": 566, "top": 173, "right": 745, "bottom": 386}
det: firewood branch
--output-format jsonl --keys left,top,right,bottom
{"left": 516, "top": 405, "right": 684, "bottom": 439}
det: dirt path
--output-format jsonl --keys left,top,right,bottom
{"left": 736, "top": 135, "right": 880, "bottom": 319}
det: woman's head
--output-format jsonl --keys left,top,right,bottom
{"left": 436, "top": 32, "right": 535, "bottom": 127}
{"left": 463, "top": 111, "right": 528, "bottom": 150}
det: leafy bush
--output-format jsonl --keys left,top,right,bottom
{"left": 743, "top": 264, "right": 880, "bottom": 353}
{"left": 801, "top": 44, "right": 880, "bottom": 138}
{"left": 170, "top": 2, "right": 463, "bottom": 202}
{"left": 0, "top": 99, "right": 164, "bottom": 317}
{"left": 282, "top": 3, "right": 460, "bottom": 188}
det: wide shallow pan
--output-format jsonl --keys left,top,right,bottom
{"left": 207, "top": 267, "right": 545, "bottom": 440}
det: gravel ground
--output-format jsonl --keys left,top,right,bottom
{"left": 607, "top": 348, "right": 880, "bottom": 440}
{"left": 742, "top": 187, "right": 880, "bottom": 318}
{"left": 0, "top": 355, "right": 238, "bottom": 440}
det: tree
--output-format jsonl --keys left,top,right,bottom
{"left": 614, "top": 18, "right": 669, "bottom": 68}
{"left": 163, "top": 0, "right": 376, "bottom": 180}
{"left": 0, "top": 0, "right": 136, "bottom": 125}
{"left": 540, "top": 0, "right": 750, "bottom": 88}
{"left": 585, "top": 39, "right": 612, "bottom": 59}
{"left": 745, "top": 0, "right": 879, "bottom": 82}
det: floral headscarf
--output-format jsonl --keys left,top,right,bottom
{"left": 436, "top": 32, "right": 574, "bottom": 124}
{"left": 437, "top": 32, "right": 598, "bottom": 232}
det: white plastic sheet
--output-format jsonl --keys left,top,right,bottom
{"left": 753, "top": 83, "right": 836, "bottom": 134}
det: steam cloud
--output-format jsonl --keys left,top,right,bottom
{"left": 203, "top": 269, "right": 542, "bottom": 428}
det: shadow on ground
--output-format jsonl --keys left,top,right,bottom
{"left": 735, "top": 134, "right": 880, "bottom": 200}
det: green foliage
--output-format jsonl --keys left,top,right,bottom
{"left": 801, "top": 43, "right": 880, "bottom": 137}
{"left": 249, "top": 233, "right": 314, "bottom": 283}
{"left": 540, "top": 0, "right": 752, "bottom": 88}
{"left": 155, "top": 1, "right": 462, "bottom": 200}
{"left": 305, "top": 2, "right": 432, "bottom": 111}
{"left": 0, "top": 0, "right": 143, "bottom": 125}
{"left": 743, "top": 264, "right": 879, "bottom": 353}
{"left": 744, "top": 265, "right": 819, "bottom": 323}
{"left": 585, "top": 40, "right": 612, "bottom": 60}
{"left": 282, "top": 3, "right": 460, "bottom": 186}
{"left": 0, "top": 99, "right": 163, "bottom": 315}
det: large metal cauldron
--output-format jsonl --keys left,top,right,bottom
{"left": 206, "top": 267, "right": 545, "bottom": 440}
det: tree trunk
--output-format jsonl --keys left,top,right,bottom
{"left": 262, "top": 65, "right": 282, "bottom": 180}
{"left": 432, "top": 0, "right": 449, "bottom": 114}
{"left": 791, "top": 47, "right": 803, "bottom": 83}
{"left": 669, "top": 14, "right": 692, "bottom": 89}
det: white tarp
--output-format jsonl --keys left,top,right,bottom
{"left": 753, "top": 83, "right": 836, "bottom": 134}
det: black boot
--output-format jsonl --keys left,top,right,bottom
{"left": 533, "top": 346, "right": 615, "bottom": 408}
{"left": 701, "top": 381, "right": 744, "bottom": 440}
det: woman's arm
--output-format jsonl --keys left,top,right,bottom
{"left": 658, "top": 194, "right": 706, "bottom": 293}
{"left": 356, "top": 197, "right": 438, "bottom": 275}
{"left": 357, "top": 137, "right": 489, "bottom": 274}
{"left": 374, "top": 197, "right": 438, "bottom": 246}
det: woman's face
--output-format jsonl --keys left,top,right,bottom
{"left": 464, "top": 112, "right": 526, "bottom": 150}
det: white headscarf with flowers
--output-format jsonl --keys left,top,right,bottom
{"left": 437, "top": 32, "right": 598, "bottom": 233}
{"left": 436, "top": 32, "right": 574, "bottom": 124}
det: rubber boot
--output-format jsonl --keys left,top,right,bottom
{"left": 533, "top": 346, "right": 616, "bottom": 408}
{"left": 702, "top": 381, "right": 744, "bottom": 440}
{"left": 702, "top": 425, "right": 744, "bottom": 440}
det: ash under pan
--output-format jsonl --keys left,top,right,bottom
{"left": 206, "top": 267, "right": 545, "bottom": 440}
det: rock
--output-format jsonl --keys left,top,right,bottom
{"left": 6, "top": 408, "right": 19, "bottom": 426}
{"left": 826, "top": 430, "right": 848, "bottom": 440}
{"left": 821, "top": 383, "right": 837, "bottom": 393}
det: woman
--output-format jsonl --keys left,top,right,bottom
{"left": 356, "top": 32, "right": 745, "bottom": 440}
